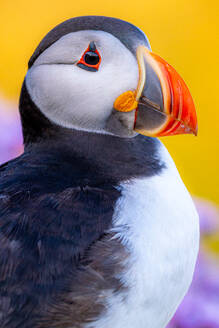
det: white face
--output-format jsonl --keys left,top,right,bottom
{"left": 26, "top": 30, "right": 139, "bottom": 135}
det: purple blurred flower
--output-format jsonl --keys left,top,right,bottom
{"left": 0, "top": 98, "right": 23, "bottom": 164}
{"left": 169, "top": 200, "right": 219, "bottom": 328}
{"left": 170, "top": 253, "right": 219, "bottom": 328}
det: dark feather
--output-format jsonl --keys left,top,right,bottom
{"left": 0, "top": 153, "right": 120, "bottom": 327}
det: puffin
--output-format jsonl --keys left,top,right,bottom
{"left": 0, "top": 16, "right": 199, "bottom": 328}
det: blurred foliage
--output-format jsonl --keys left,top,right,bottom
{"left": 0, "top": 0, "right": 218, "bottom": 206}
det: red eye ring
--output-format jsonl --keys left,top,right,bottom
{"left": 77, "top": 42, "right": 101, "bottom": 72}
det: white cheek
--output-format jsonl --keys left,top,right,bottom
{"left": 26, "top": 49, "right": 138, "bottom": 131}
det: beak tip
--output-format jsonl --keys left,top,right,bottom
{"left": 194, "top": 125, "right": 198, "bottom": 136}
{"left": 190, "top": 116, "right": 198, "bottom": 136}
{"left": 185, "top": 121, "right": 198, "bottom": 136}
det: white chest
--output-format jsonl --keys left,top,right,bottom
{"left": 87, "top": 145, "right": 199, "bottom": 328}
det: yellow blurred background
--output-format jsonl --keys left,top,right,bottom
{"left": 0, "top": 0, "right": 218, "bottom": 204}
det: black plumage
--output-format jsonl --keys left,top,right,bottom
{"left": 0, "top": 154, "right": 120, "bottom": 327}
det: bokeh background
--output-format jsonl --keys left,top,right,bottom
{"left": 0, "top": 0, "right": 219, "bottom": 326}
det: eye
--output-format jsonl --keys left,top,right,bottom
{"left": 77, "top": 42, "right": 101, "bottom": 72}
{"left": 84, "top": 52, "right": 100, "bottom": 65}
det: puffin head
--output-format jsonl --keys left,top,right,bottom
{"left": 20, "top": 16, "right": 197, "bottom": 144}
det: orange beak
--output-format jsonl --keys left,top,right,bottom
{"left": 114, "top": 46, "right": 198, "bottom": 137}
